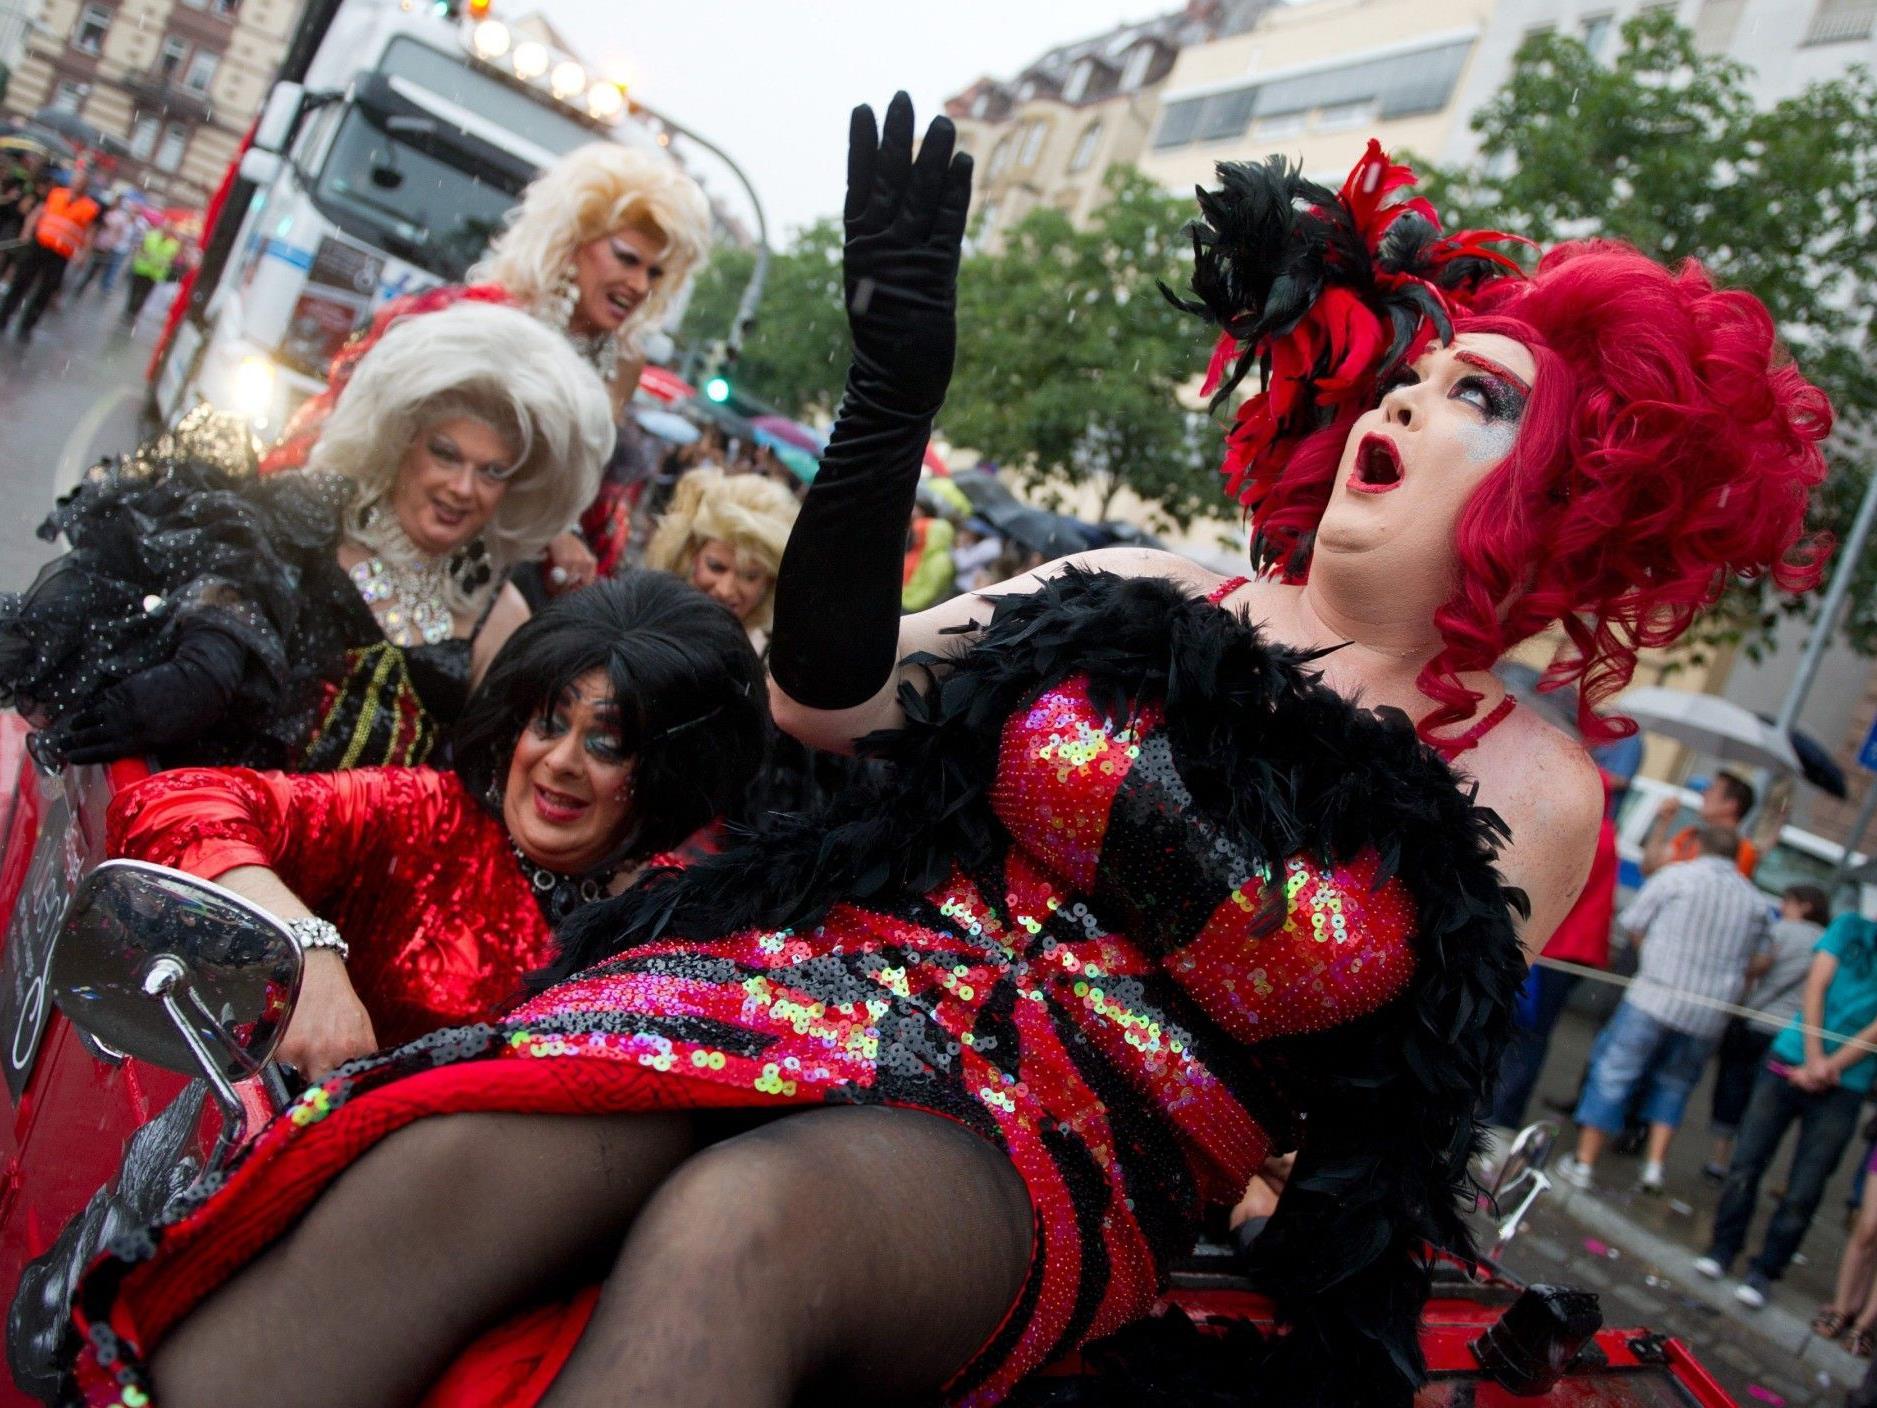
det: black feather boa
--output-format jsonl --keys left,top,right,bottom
{"left": 549, "top": 568, "right": 1528, "bottom": 1406}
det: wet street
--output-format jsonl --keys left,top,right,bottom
{"left": 0, "top": 274, "right": 170, "bottom": 588}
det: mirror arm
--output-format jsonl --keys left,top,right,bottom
{"left": 1492, "top": 1171, "right": 1552, "bottom": 1259}
{"left": 145, "top": 959, "right": 249, "bottom": 1162}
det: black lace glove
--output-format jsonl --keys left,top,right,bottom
{"left": 59, "top": 621, "right": 252, "bottom": 765}
{"left": 768, "top": 93, "right": 973, "bottom": 711}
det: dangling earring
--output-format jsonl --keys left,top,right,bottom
{"left": 547, "top": 266, "right": 579, "bottom": 332}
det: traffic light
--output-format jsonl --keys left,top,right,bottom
{"left": 704, "top": 376, "right": 731, "bottom": 403}
{"left": 466, "top": 0, "right": 492, "bottom": 15}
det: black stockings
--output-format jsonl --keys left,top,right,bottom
{"left": 151, "top": 1106, "right": 1033, "bottom": 1408}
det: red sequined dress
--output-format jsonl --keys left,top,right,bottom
{"left": 65, "top": 570, "right": 1526, "bottom": 1408}
{"left": 106, "top": 766, "right": 560, "bottom": 1045}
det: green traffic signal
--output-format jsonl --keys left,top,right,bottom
{"left": 704, "top": 376, "right": 731, "bottom": 403}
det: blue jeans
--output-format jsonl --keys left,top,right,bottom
{"left": 1707, "top": 1066, "right": 1863, "bottom": 1281}
{"left": 1574, "top": 1000, "right": 1714, "bottom": 1133}
{"left": 1488, "top": 968, "right": 1579, "bottom": 1128}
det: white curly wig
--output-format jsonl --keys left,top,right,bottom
{"left": 306, "top": 301, "right": 615, "bottom": 611}
{"left": 470, "top": 143, "right": 712, "bottom": 357}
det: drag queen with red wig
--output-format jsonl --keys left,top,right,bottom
{"left": 61, "top": 96, "right": 1828, "bottom": 1408}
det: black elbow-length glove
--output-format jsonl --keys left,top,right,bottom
{"left": 59, "top": 618, "right": 253, "bottom": 765}
{"left": 767, "top": 92, "right": 973, "bottom": 711}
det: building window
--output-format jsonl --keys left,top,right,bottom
{"left": 1068, "top": 119, "right": 1103, "bottom": 173}
{"left": 1254, "top": 36, "right": 1475, "bottom": 124}
{"left": 1580, "top": 12, "right": 1615, "bottom": 58}
{"left": 1316, "top": 97, "right": 1380, "bottom": 132}
{"left": 51, "top": 80, "right": 87, "bottom": 113}
{"left": 1251, "top": 109, "right": 1309, "bottom": 139}
{"left": 1018, "top": 119, "right": 1046, "bottom": 166}
{"left": 178, "top": 0, "right": 205, "bottom": 9}
{"left": 154, "top": 123, "right": 189, "bottom": 172}
{"left": 128, "top": 112, "right": 159, "bottom": 159}
{"left": 72, "top": 3, "right": 111, "bottom": 55}
{"left": 1018, "top": 79, "right": 1037, "bottom": 101}
{"left": 213, "top": 0, "right": 240, "bottom": 15}
{"left": 971, "top": 91, "right": 990, "bottom": 119}
{"left": 183, "top": 49, "right": 218, "bottom": 93}
{"left": 1803, "top": 0, "right": 1875, "bottom": 43}
{"left": 1120, "top": 42, "right": 1154, "bottom": 92}
{"left": 158, "top": 36, "right": 188, "bottom": 80}
{"left": 1063, "top": 59, "right": 1093, "bottom": 104}
{"left": 987, "top": 135, "right": 1012, "bottom": 177}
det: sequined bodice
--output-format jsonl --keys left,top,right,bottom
{"left": 987, "top": 675, "right": 1418, "bottom": 1045}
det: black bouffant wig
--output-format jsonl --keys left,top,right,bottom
{"left": 452, "top": 571, "right": 768, "bottom": 861}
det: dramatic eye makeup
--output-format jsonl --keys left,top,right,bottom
{"left": 1452, "top": 351, "right": 1531, "bottom": 422}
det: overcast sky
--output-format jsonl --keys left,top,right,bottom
{"left": 548, "top": 1, "right": 1164, "bottom": 242}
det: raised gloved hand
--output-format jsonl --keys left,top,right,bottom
{"left": 841, "top": 91, "right": 973, "bottom": 418}
{"left": 769, "top": 94, "right": 973, "bottom": 712}
{"left": 59, "top": 620, "right": 251, "bottom": 765}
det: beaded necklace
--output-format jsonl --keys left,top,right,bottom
{"left": 348, "top": 553, "right": 454, "bottom": 646}
{"left": 509, "top": 841, "right": 621, "bottom": 926}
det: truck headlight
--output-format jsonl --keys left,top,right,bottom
{"left": 232, "top": 356, "right": 278, "bottom": 425}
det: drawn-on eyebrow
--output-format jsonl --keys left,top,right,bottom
{"left": 1454, "top": 350, "right": 1533, "bottom": 397}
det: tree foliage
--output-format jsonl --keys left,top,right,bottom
{"left": 1417, "top": 9, "right": 1877, "bottom": 657}
{"left": 678, "top": 171, "right": 1222, "bottom": 530}
{"left": 947, "top": 167, "right": 1219, "bottom": 529}
{"left": 677, "top": 220, "right": 849, "bottom": 419}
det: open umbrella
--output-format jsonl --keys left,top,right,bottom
{"left": 993, "top": 507, "right": 1092, "bottom": 560}
{"left": 633, "top": 407, "right": 699, "bottom": 445}
{"left": 682, "top": 396, "right": 758, "bottom": 442}
{"left": 751, "top": 415, "right": 827, "bottom": 456}
{"left": 28, "top": 109, "right": 131, "bottom": 159}
{"left": 1615, "top": 686, "right": 1801, "bottom": 773}
{"left": 1779, "top": 722, "right": 1849, "bottom": 799}
{"left": 770, "top": 444, "right": 820, "bottom": 484}
{"left": 952, "top": 469, "right": 1023, "bottom": 517}
{"left": 639, "top": 365, "right": 695, "bottom": 404}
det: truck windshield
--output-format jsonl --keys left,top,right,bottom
{"left": 311, "top": 107, "right": 518, "bottom": 280}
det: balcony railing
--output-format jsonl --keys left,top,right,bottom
{"left": 121, "top": 68, "right": 213, "bottom": 123}
{"left": 1802, "top": 3, "right": 1875, "bottom": 45}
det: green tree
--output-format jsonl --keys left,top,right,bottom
{"left": 948, "top": 167, "right": 1218, "bottom": 529}
{"left": 677, "top": 220, "right": 849, "bottom": 420}
{"left": 1418, "top": 9, "right": 1877, "bottom": 657}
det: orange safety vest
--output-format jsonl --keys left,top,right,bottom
{"left": 34, "top": 187, "right": 100, "bottom": 259}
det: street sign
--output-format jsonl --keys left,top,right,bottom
{"left": 1861, "top": 715, "right": 1877, "bottom": 774}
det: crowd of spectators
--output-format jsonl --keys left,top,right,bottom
{"left": 1495, "top": 764, "right": 1877, "bottom": 1352}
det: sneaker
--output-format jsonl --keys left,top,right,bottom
{"left": 1693, "top": 1254, "right": 1726, "bottom": 1280}
{"left": 1735, "top": 1274, "right": 1770, "bottom": 1309}
{"left": 1701, "top": 1162, "right": 1728, "bottom": 1186}
{"left": 1638, "top": 1164, "right": 1666, "bottom": 1194}
{"left": 1555, "top": 1156, "right": 1596, "bottom": 1191}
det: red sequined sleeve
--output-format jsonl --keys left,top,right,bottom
{"left": 105, "top": 766, "right": 455, "bottom": 911}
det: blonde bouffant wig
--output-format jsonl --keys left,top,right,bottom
{"left": 470, "top": 143, "right": 712, "bottom": 357}
{"left": 644, "top": 469, "right": 799, "bottom": 634}
{"left": 308, "top": 302, "right": 614, "bottom": 613}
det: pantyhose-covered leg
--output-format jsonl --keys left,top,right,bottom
{"left": 540, "top": 1106, "right": 1034, "bottom": 1408}
{"left": 151, "top": 1111, "right": 694, "bottom": 1408}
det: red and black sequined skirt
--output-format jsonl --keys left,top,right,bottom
{"left": 67, "top": 855, "right": 1279, "bottom": 1408}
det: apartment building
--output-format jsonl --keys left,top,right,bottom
{"left": 1442, "top": 0, "right": 1877, "bottom": 167}
{"left": 944, "top": 0, "right": 1269, "bottom": 249}
{"left": 1138, "top": 0, "right": 1501, "bottom": 193}
{"left": 4, "top": 0, "right": 304, "bottom": 204}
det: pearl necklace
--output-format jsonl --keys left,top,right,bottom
{"left": 348, "top": 552, "right": 453, "bottom": 646}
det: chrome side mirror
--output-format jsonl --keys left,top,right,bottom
{"left": 50, "top": 860, "right": 302, "bottom": 1158}
{"left": 1489, "top": 1120, "right": 1560, "bottom": 1258}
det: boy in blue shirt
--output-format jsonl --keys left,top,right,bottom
{"left": 1698, "top": 912, "right": 1877, "bottom": 1308}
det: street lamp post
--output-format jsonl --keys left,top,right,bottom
{"left": 634, "top": 102, "right": 770, "bottom": 368}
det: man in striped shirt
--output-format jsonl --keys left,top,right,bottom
{"left": 1557, "top": 823, "right": 1770, "bottom": 1193}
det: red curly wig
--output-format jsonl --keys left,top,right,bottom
{"left": 1252, "top": 242, "right": 1832, "bottom": 744}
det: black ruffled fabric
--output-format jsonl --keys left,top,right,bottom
{"left": 0, "top": 459, "right": 474, "bottom": 771}
{"left": 553, "top": 568, "right": 1528, "bottom": 1406}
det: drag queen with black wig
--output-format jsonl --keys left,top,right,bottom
{"left": 62, "top": 96, "right": 1827, "bottom": 1407}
